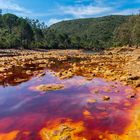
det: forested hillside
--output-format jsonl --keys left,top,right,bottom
{"left": 0, "top": 11, "right": 140, "bottom": 50}
{"left": 113, "top": 14, "right": 140, "bottom": 47}
{"left": 0, "top": 12, "right": 46, "bottom": 49}
{"left": 50, "top": 15, "right": 129, "bottom": 50}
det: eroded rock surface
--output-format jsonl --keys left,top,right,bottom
{"left": 0, "top": 48, "right": 139, "bottom": 88}
{"left": 34, "top": 84, "right": 64, "bottom": 92}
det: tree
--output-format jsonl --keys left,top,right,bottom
{"left": 131, "top": 15, "right": 140, "bottom": 46}
{"left": 113, "top": 23, "right": 131, "bottom": 46}
{"left": 2, "top": 13, "right": 18, "bottom": 33}
{"left": 0, "top": 9, "right": 2, "bottom": 27}
{"left": 18, "top": 18, "right": 34, "bottom": 48}
{"left": 0, "top": 9, "right": 2, "bottom": 16}
{"left": 113, "top": 14, "right": 140, "bottom": 47}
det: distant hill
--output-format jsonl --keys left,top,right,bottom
{"left": 50, "top": 15, "right": 128, "bottom": 36}
{"left": 1, "top": 13, "right": 140, "bottom": 50}
{"left": 49, "top": 15, "right": 129, "bottom": 50}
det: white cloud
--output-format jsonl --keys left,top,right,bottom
{"left": 47, "top": 18, "right": 70, "bottom": 26}
{"left": 59, "top": 5, "right": 112, "bottom": 18}
{"left": 0, "top": 0, "right": 31, "bottom": 14}
{"left": 75, "top": 0, "right": 92, "bottom": 4}
{"left": 48, "top": 18, "right": 62, "bottom": 25}
{"left": 0, "top": 0, "right": 139, "bottom": 26}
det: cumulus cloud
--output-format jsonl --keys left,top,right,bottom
{"left": 0, "top": 0, "right": 139, "bottom": 25}
{"left": 0, "top": 0, "right": 31, "bottom": 14}
{"left": 59, "top": 5, "right": 112, "bottom": 18}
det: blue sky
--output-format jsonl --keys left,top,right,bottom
{"left": 0, "top": 0, "right": 140, "bottom": 26}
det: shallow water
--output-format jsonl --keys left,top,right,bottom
{"left": 0, "top": 71, "right": 138, "bottom": 140}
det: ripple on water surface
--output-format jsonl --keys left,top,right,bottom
{"left": 0, "top": 71, "right": 138, "bottom": 140}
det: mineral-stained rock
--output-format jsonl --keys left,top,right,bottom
{"left": 59, "top": 135, "right": 72, "bottom": 140}
{"left": 0, "top": 67, "right": 5, "bottom": 72}
{"left": 94, "top": 90, "right": 99, "bottom": 94}
{"left": 136, "top": 56, "right": 140, "bottom": 61}
{"left": 127, "top": 93, "right": 136, "bottom": 99}
{"left": 40, "top": 124, "right": 76, "bottom": 140}
{"left": 86, "top": 77, "right": 93, "bottom": 80}
{"left": 59, "top": 125, "right": 71, "bottom": 135}
{"left": 135, "top": 83, "right": 140, "bottom": 88}
{"left": 87, "top": 99, "right": 97, "bottom": 103}
{"left": 83, "top": 110, "right": 92, "bottom": 118}
{"left": 128, "top": 76, "right": 140, "bottom": 81}
{"left": 103, "top": 96, "right": 110, "bottom": 101}
{"left": 52, "top": 130, "right": 59, "bottom": 136}
{"left": 35, "top": 84, "right": 64, "bottom": 92}
{"left": 14, "top": 78, "right": 28, "bottom": 83}
{"left": 115, "top": 89, "right": 120, "bottom": 93}
{"left": 37, "top": 72, "right": 46, "bottom": 77}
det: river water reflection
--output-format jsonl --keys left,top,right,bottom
{"left": 0, "top": 71, "right": 138, "bottom": 140}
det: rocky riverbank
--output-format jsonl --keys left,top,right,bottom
{"left": 0, "top": 47, "right": 140, "bottom": 88}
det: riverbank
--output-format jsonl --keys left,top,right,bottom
{"left": 0, "top": 47, "right": 140, "bottom": 88}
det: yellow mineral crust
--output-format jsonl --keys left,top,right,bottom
{"left": 33, "top": 84, "right": 64, "bottom": 92}
{"left": 120, "top": 101, "right": 140, "bottom": 140}
{"left": 39, "top": 119, "right": 86, "bottom": 140}
{"left": 0, "top": 131, "right": 19, "bottom": 140}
